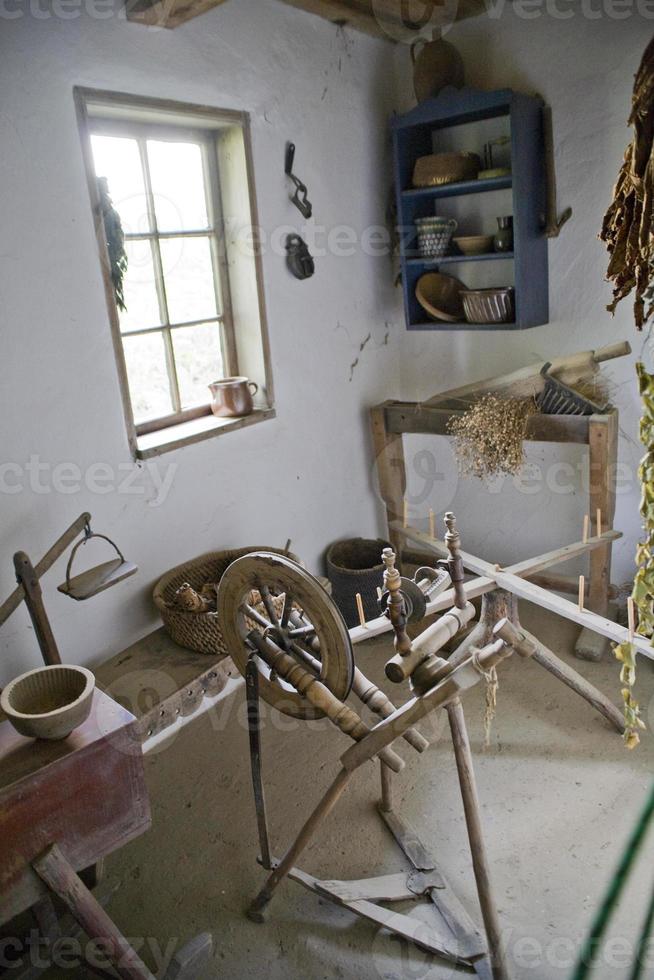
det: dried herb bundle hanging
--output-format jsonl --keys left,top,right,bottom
{"left": 448, "top": 394, "right": 537, "bottom": 481}
{"left": 97, "top": 177, "right": 128, "bottom": 313}
{"left": 602, "top": 36, "right": 654, "bottom": 747}
{"left": 601, "top": 36, "right": 654, "bottom": 330}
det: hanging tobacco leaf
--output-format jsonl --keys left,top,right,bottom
{"left": 97, "top": 176, "right": 128, "bottom": 313}
{"left": 600, "top": 36, "right": 654, "bottom": 330}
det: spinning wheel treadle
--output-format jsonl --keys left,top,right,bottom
{"left": 218, "top": 552, "right": 355, "bottom": 719}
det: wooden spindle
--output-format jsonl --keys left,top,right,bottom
{"left": 403, "top": 499, "right": 408, "bottom": 529}
{"left": 578, "top": 575, "right": 585, "bottom": 612}
{"left": 356, "top": 593, "right": 367, "bottom": 629}
{"left": 596, "top": 508, "right": 602, "bottom": 537}
{"left": 582, "top": 514, "right": 589, "bottom": 544}
{"left": 429, "top": 508, "right": 435, "bottom": 539}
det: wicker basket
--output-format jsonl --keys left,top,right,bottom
{"left": 412, "top": 151, "right": 481, "bottom": 188}
{"left": 326, "top": 538, "right": 391, "bottom": 629}
{"left": 153, "top": 547, "right": 299, "bottom": 656}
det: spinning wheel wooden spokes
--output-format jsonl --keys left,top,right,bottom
{"left": 218, "top": 552, "right": 355, "bottom": 719}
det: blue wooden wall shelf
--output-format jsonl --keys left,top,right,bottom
{"left": 392, "top": 87, "right": 549, "bottom": 331}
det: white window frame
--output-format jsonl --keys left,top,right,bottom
{"left": 75, "top": 88, "right": 275, "bottom": 459}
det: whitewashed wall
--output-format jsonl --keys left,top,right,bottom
{"left": 0, "top": 0, "right": 402, "bottom": 683}
{"left": 0, "top": 4, "right": 649, "bottom": 685}
{"left": 392, "top": 13, "right": 649, "bottom": 585}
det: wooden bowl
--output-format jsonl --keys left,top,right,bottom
{"left": 453, "top": 235, "right": 494, "bottom": 256}
{"left": 415, "top": 272, "right": 466, "bottom": 322}
{"left": 1, "top": 665, "right": 95, "bottom": 740}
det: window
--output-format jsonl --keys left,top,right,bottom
{"left": 76, "top": 90, "right": 273, "bottom": 457}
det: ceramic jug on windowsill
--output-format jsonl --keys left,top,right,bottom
{"left": 209, "top": 377, "right": 259, "bottom": 418}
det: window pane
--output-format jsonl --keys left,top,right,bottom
{"left": 119, "top": 240, "right": 162, "bottom": 333}
{"left": 90, "top": 135, "right": 151, "bottom": 235}
{"left": 122, "top": 332, "right": 173, "bottom": 423}
{"left": 147, "top": 140, "right": 209, "bottom": 232}
{"left": 172, "top": 322, "right": 223, "bottom": 408}
{"left": 160, "top": 237, "right": 219, "bottom": 324}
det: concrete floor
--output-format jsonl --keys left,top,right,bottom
{"left": 98, "top": 605, "right": 653, "bottom": 979}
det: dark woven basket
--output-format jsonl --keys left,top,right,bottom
{"left": 326, "top": 538, "right": 391, "bottom": 628}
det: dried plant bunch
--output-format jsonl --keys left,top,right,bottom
{"left": 448, "top": 394, "right": 537, "bottom": 481}
{"left": 601, "top": 35, "right": 654, "bottom": 330}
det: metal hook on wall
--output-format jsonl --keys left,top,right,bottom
{"left": 285, "top": 142, "right": 313, "bottom": 220}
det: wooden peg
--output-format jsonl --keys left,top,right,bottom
{"left": 582, "top": 514, "right": 589, "bottom": 544}
{"left": 356, "top": 593, "right": 367, "bottom": 629}
{"left": 578, "top": 575, "right": 585, "bottom": 612}
{"left": 428, "top": 509, "right": 435, "bottom": 539}
{"left": 596, "top": 508, "right": 602, "bottom": 537}
{"left": 627, "top": 597, "right": 636, "bottom": 643}
{"left": 403, "top": 499, "right": 408, "bottom": 529}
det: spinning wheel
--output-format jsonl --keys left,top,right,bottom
{"left": 218, "top": 552, "right": 354, "bottom": 719}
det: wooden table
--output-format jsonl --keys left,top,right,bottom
{"left": 0, "top": 688, "right": 210, "bottom": 979}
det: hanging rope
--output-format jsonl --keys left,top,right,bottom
{"left": 471, "top": 649, "right": 499, "bottom": 749}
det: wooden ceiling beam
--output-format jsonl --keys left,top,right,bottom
{"left": 125, "top": 0, "right": 229, "bottom": 28}
{"left": 125, "top": 0, "right": 489, "bottom": 34}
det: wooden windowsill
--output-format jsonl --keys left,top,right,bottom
{"left": 135, "top": 407, "right": 276, "bottom": 459}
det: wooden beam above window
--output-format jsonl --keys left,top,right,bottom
{"left": 126, "top": 0, "right": 489, "bottom": 35}
{"left": 125, "top": 0, "right": 230, "bottom": 29}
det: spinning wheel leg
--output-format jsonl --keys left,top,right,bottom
{"left": 447, "top": 700, "right": 509, "bottom": 980}
{"left": 445, "top": 590, "right": 623, "bottom": 733}
{"left": 523, "top": 630, "right": 624, "bottom": 733}
{"left": 248, "top": 768, "right": 354, "bottom": 922}
{"left": 380, "top": 760, "right": 394, "bottom": 813}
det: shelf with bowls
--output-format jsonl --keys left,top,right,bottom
{"left": 405, "top": 252, "right": 514, "bottom": 267}
{"left": 400, "top": 174, "right": 513, "bottom": 202}
{"left": 391, "top": 86, "right": 548, "bottom": 332}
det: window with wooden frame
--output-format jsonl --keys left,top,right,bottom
{"left": 75, "top": 89, "right": 274, "bottom": 458}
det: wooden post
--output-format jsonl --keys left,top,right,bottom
{"left": 370, "top": 404, "right": 406, "bottom": 561}
{"left": 447, "top": 700, "right": 509, "bottom": 980}
{"left": 13, "top": 552, "right": 61, "bottom": 666}
{"left": 587, "top": 413, "right": 617, "bottom": 616}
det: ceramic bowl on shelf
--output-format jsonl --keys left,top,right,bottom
{"left": 0, "top": 664, "right": 95, "bottom": 740}
{"left": 461, "top": 287, "right": 515, "bottom": 324}
{"left": 415, "top": 272, "right": 466, "bottom": 322}
{"left": 453, "top": 235, "right": 494, "bottom": 256}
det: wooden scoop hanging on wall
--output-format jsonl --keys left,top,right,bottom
{"left": 58, "top": 527, "right": 137, "bottom": 601}
{"left": 0, "top": 512, "right": 137, "bottom": 666}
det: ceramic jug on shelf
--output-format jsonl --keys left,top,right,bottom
{"left": 209, "top": 377, "right": 259, "bottom": 418}
{"left": 411, "top": 30, "right": 465, "bottom": 104}
{"left": 493, "top": 216, "right": 514, "bottom": 253}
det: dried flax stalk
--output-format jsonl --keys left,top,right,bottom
{"left": 601, "top": 36, "right": 654, "bottom": 330}
{"left": 448, "top": 394, "right": 537, "bottom": 482}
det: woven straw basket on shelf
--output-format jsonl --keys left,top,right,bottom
{"left": 153, "top": 547, "right": 299, "bottom": 656}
